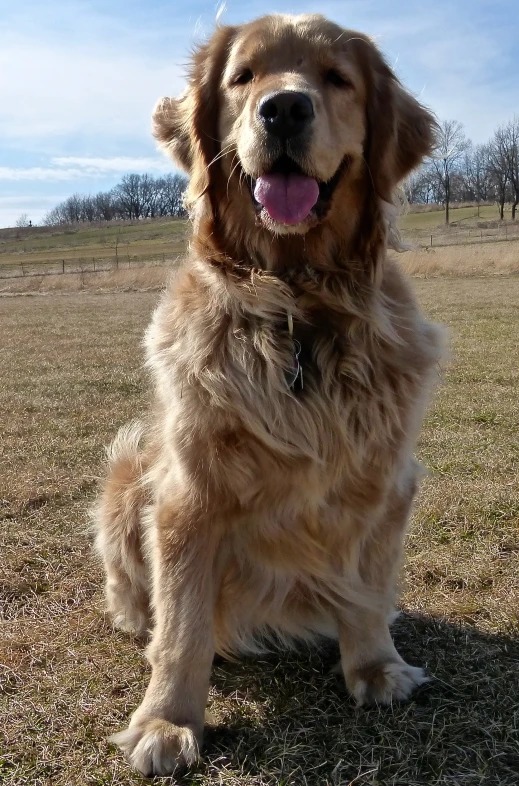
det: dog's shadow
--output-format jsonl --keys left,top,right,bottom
{"left": 179, "top": 613, "right": 519, "bottom": 786}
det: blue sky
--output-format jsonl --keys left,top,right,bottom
{"left": 1, "top": 0, "right": 517, "bottom": 227}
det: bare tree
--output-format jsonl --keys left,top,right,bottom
{"left": 114, "top": 174, "right": 143, "bottom": 220}
{"left": 139, "top": 173, "right": 159, "bottom": 218}
{"left": 498, "top": 117, "right": 519, "bottom": 219}
{"left": 94, "top": 190, "right": 116, "bottom": 221}
{"left": 461, "top": 143, "right": 492, "bottom": 206}
{"left": 404, "top": 165, "right": 436, "bottom": 204}
{"left": 15, "top": 213, "right": 31, "bottom": 228}
{"left": 430, "top": 120, "right": 470, "bottom": 224}
{"left": 488, "top": 128, "right": 510, "bottom": 220}
{"left": 63, "top": 193, "right": 83, "bottom": 223}
{"left": 43, "top": 173, "right": 189, "bottom": 225}
{"left": 81, "top": 195, "right": 96, "bottom": 223}
{"left": 162, "top": 173, "right": 189, "bottom": 217}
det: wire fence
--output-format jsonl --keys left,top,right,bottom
{"left": 1, "top": 223, "right": 519, "bottom": 281}
{"left": 421, "top": 224, "right": 519, "bottom": 248}
{"left": 0, "top": 253, "right": 178, "bottom": 281}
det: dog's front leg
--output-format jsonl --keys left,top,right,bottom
{"left": 337, "top": 607, "right": 427, "bottom": 706}
{"left": 110, "top": 500, "right": 217, "bottom": 776}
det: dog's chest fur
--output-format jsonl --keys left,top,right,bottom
{"left": 146, "top": 260, "right": 441, "bottom": 514}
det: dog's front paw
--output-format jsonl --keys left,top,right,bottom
{"left": 109, "top": 718, "right": 200, "bottom": 776}
{"left": 344, "top": 659, "right": 429, "bottom": 706}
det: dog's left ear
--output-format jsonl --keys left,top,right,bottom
{"left": 361, "top": 41, "right": 438, "bottom": 201}
{"left": 152, "top": 25, "right": 238, "bottom": 209}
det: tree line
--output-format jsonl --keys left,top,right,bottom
{"left": 41, "top": 114, "right": 518, "bottom": 228}
{"left": 405, "top": 116, "right": 519, "bottom": 223}
{"left": 43, "top": 173, "right": 188, "bottom": 225}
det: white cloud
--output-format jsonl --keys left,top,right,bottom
{"left": 0, "top": 156, "right": 171, "bottom": 181}
{"left": 0, "top": 167, "right": 91, "bottom": 182}
{"left": 51, "top": 157, "right": 172, "bottom": 173}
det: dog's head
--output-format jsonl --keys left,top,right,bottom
{"left": 153, "top": 14, "right": 436, "bottom": 247}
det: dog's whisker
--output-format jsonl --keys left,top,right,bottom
{"left": 205, "top": 144, "right": 236, "bottom": 172}
{"left": 226, "top": 155, "right": 242, "bottom": 197}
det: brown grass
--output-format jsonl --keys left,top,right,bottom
{"left": 406, "top": 201, "right": 495, "bottom": 213}
{"left": 398, "top": 241, "right": 519, "bottom": 278}
{"left": 0, "top": 266, "right": 171, "bottom": 295}
{"left": 1, "top": 279, "right": 518, "bottom": 785}
{"left": 2, "top": 240, "right": 519, "bottom": 298}
{"left": 2, "top": 210, "right": 518, "bottom": 288}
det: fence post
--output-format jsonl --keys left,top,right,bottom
{"left": 430, "top": 234, "right": 433, "bottom": 247}
{"left": 62, "top": 259, "right": 65, "bottom": 274}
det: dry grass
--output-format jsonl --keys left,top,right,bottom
{"left": 397, "top": 241, "right": 519, "bottom": 278}
{"left": 406, "top": 202, "right": 496, "bottom": 214}
{"left": 1, "top": 279, "right": 518, "bottom": 785}
{"left": 0, "top": 266, "right": 171, "bottom": 296}
{"left": 2, "top": 210, "right": 518, "bottom": 284}
{"left": 0, "top": 220, "right": 188, "bottom": 282}
{"left": 0, "top": 218, "right": 187, "bottom": 259}
{"left": 398, "top": 205, "right": 513, "bottom": 231}
{"left": 2, "top": 240, "right": 519, "bottom": 298}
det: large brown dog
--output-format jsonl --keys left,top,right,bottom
{"left": 95, "top": 13, "right": 442, "bottom": 776}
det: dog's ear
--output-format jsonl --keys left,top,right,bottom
{"left": 152, "top": 25, "right": 238, "bottom": 208}
{"left": 360, "top": 39, "right": 438, "bottom": 201}
{"left": 152, "top": 94, "right": 193, "bottom": 173}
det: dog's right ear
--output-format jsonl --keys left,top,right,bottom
{"left": 152, "top": 26, "right": 238, "bottom": 212}
{"left": 152, "top": 94, "right": 193, "bottom": 173}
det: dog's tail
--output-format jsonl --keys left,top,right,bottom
{"left": 92, "top": 421, "right": 151, "bottom": 636}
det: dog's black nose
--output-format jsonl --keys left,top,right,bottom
{"left": 258, "top": 91, "right": 314, "bottom": 139}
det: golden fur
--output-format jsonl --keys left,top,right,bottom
{"left": 94, "top": 14, "right": 443, "bottom": 776}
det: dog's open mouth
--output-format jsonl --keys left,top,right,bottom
{"left": 246, "top": 155, "right": 348, "bottom": 226}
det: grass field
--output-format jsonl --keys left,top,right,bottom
{"left": 1, "top": 207, "right": 518, "bottom": 283}
{"left": 1, "top": 277, "right": 518, "bottom": 785}
{"left": 399, "top": 204, "right": 513, "bottom": 231}
{"left": 0, "top": 219, "right": 188, "bottom": 277}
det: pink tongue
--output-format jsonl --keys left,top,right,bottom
{"left": 254, "top": 173, "right": 319, "bottom": 225}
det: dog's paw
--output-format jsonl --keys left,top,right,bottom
{"left": 111, "top": 608, "right": 149, "bottom": 638}
{"left": 109, "top": 718, "right": 200, "bottom": 776}
{"left": 344, "top": 659, "right": 429, "bottom": 706}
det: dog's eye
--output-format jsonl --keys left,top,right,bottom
{"left": 232, "top": 69, "right": 254, "bottom": 86}
{"left": 325, "top": 69, "right": 352, "bottom": 88}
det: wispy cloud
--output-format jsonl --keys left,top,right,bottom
{"left": 0, "top": 157, "right": 171, "bottom": 181}
{"left": 51, "top": 157, "right": 172, "bottom": 173}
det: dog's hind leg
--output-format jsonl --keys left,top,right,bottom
{"left": 93, "top": 422, "right": 151, "bottom": 637}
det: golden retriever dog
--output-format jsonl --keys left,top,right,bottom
{"left": 94, "top": 13, "right": 442, "bottom": 776}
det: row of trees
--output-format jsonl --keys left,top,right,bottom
{"left": 405, "top": 116, "right": 519, "bottom": 223}
{"left": 39, "top": 115, "right": 518, "bottom": 228}
{"left": 43, "top": 173, "right": 188, "bottom": 225}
